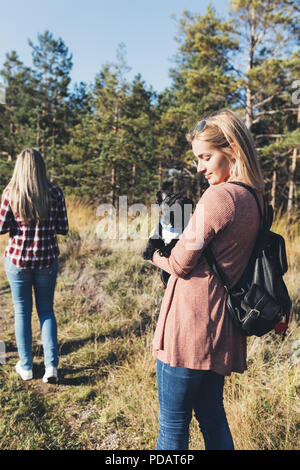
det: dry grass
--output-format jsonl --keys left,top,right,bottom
{"left": 0, "top": 198, "right": 299, "bottom": 450}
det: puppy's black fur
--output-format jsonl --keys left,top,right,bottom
{"left": 142, "top": 190, "right": 194, "bottom": 287}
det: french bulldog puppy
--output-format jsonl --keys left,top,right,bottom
{"left": 142, "top": 190, "right": 194, "bottom": 287}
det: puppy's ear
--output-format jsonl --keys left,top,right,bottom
{"left": 156, "top": 190, "right": 168, "bottom": 205}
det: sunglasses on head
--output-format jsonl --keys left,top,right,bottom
{"left": 193, "top": 120, "right": 211, "bottom": 134}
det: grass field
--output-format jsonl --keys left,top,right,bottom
{"left": 0, "top": 198, "right": 299, "bottom": 450}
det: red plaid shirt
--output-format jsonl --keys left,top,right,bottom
{"left": 0, "top": 181, "right": 69, "bottom": 269}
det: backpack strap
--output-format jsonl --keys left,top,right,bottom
{"left": 204, "top": 181, "right": 265, "bottom": 290}
{"left": 228, "top": 181, "right": 264, "bottom": 226}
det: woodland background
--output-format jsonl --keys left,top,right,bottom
{"left": 0, "top": 1, "right": 299, "bottom": 214}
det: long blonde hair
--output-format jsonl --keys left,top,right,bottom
{"left": 186, "top": 109, "right": 265, "bottom": 193}
{"left": 5, "top": 148, "right": 49, "bottom": 223}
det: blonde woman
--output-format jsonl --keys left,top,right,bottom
{"left": 149, "top": 109, "right": 265, "bottom": 450}
{"left": 0, "top": 148, "right": 68, "bottom": 383}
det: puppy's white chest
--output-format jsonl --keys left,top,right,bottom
{"left": 161, "top": 226, "right": 182, "bottom": 244}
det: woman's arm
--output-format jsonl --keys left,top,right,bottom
{"left": 151, "top": 186, "right": 235, "bottom": 278}
{"left": 55, "top": 190, "right": 69, "bottom": 235}
{"left": 0, "top": 193, "right": 13, "bottom": 234}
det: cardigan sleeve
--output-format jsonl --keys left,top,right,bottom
{"left": 151, "top": 185, "right": 235, "bottom": 278}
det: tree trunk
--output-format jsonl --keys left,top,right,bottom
{"left": 36, "top": 111, "right": 40, "bottom": 147}
{"left": 287, "top": 147, "right": 298, "bottom": 217}
{"left": 41, "top": 66, "right": 47, "bottom": 160}
{"left": 51, "top": 90, "right": 57, "bottom": 173}
{"left": 110, "top": 166, "right": 116, "bottom": 206}
{"left": 245, "top": 6, "right": 256, "bottom": 129}
{"left": 271, "top": 169, "right": 277, "bottom": 210}
{"left": 158, "top": 158, "right": 162, "bottom": 189}
{"left": 131, "top": 162, "right": 136, "bottom": 202}
{"left": 271, "top": 138, "right": 280, "bottom": 211}
{"left": 246, "top": 86, "right": 253, "bottom": 130}
{"left": 8, "top": 122, "right": 15, "bottom": 160}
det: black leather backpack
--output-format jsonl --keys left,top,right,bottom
{"left": 204, "top": 182, "right": 292, "bottom": 337}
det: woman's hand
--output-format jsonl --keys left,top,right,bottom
{"left": 142, "top": 236, "right": 165, "bottom": 260}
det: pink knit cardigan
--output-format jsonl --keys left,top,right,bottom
{"left": 151, "top": 182, "right": 263, "bottom": 376}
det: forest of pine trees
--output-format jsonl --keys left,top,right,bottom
{"left": 0, "top": 1, "right": 299, "bottom": 214}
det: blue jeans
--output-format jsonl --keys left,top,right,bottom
{"left": 156, "top": 359, "right": 234, "bottom": 450}
{"left": 4, "top": 256, "right": 59, "bottom": 371}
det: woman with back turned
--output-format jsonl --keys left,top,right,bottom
{"left": 148, "top": 109, "right": 265, "bottom": 450}
{"left": 0, "top": 148, "right": 68, "bottom": 383}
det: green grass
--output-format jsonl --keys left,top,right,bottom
{"left": 0, "top": 378, "right": 79, "bottom": 449}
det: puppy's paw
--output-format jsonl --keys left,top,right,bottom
{"left": 158, "top": 240, "right": 178, "bottom": 258}
{"left": 142, "top": 238, "right": 165, "bottom": 260}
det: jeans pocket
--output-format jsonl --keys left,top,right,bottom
{"left": 4, "top": 257, "right": 23, "bottom": 275}
{"left": 38, "top": 259, "right": 58, "bottom": 277}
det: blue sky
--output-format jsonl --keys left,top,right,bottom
{"left": 0, "top": 0, "right": 230, "bottom": 92}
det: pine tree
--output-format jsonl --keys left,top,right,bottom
{"left": 28, "top": 31, "right": 73, "bottom": 175}
{"left": 64, "top": 45, "right": 132, "bottom": 203}
{"left": 153, "top": 4, "right": 240, "bottom": 199}
{"left": 171, "top": 5, "right": 240, "bottom": 122}
{"left": 93, "top": 45, "right": 130, "bottom": 206}
{"left": 0, "top": 51, "right": 38, "bottom": 160}
{"left": 122, "top": 74, "right": 156, "bottom": 203}
{"left": 229, "top": 0, "right": 300, "bottom": 129}
{"left": 228, "top": 1, "right": 300, "bottom": 210}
